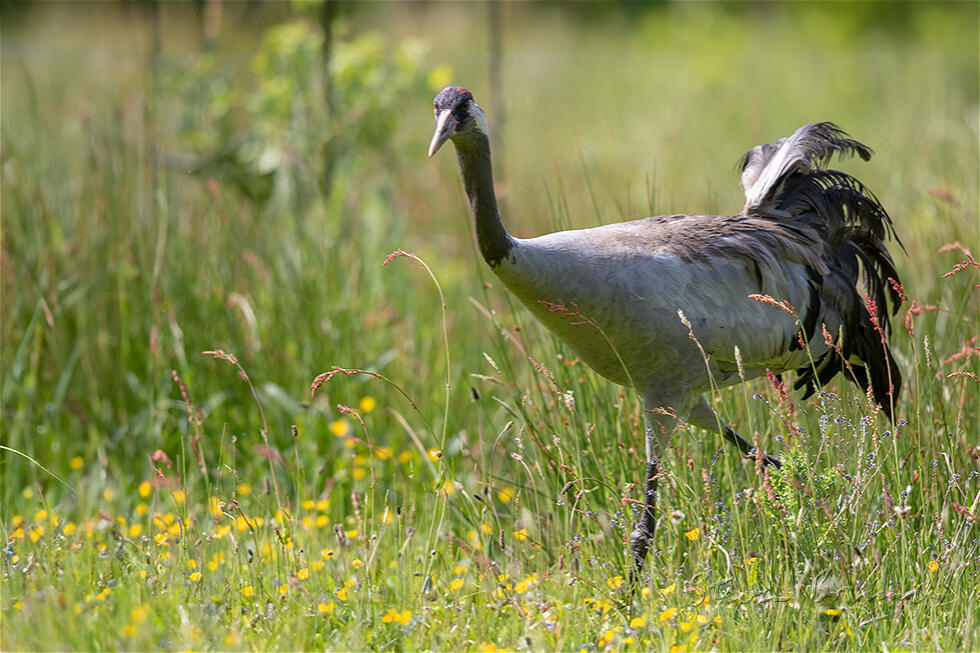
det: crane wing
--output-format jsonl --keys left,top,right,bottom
{"left": 735, "top": 122, "right": 903, "bottom": 417}
{"left": 739, "top": 122, "right": 872, "bottom": 215}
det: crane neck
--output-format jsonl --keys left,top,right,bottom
{"left": 453, "top": 131, "right": 514, "bottom": 267}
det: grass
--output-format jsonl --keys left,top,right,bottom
{"left": 2, "top": 2, "right": 978, "bottom": 651}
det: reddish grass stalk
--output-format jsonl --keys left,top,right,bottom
{"left": 951, "top": 501, "right": 979, "bottom": 524}
{"left": 748, "top": 293, "right": 798, "bottom": 318}
{"left": 881, "top": 473, "right": 896, "bottom": 521}
{"left": 942, "top": 336, "right": 979, "bottom": 366}
{"left": 202, "top": 349, "right": 284, "bottom": 523}
{"left": 903, "top": 301, "right": 944, "bottom": 338}
{"left": 865, "top": 294, "right": 897, "bottom": 413}
{"left": 335, "top": 403, "right": 388, "bottom": 457}
{"left": 537, "top": 299, "right": 602, "bottom": 330}
{"left": 172, "top": 369, "right": 207, "bottom": 476}
{"left": 311, "top": 366, "right": 420, "bottom": 414}
{"left": 937, "top": 242, "right": 979, "bottom": 279}
{"left": 888, "top": 277, "right": 909, "bottom": 303}
{"left": 765, "top": 368, "right": 795, "bottom": 418}
{"left": 202, "top": 350, "right": 270, "bottom": 437}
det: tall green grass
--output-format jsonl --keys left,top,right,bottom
{"left": 2, "top": 3, "right": 978, "bottom": 650}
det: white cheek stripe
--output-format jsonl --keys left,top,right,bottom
{"left": 470, "top": 102, "right": 490, "bottom": 135}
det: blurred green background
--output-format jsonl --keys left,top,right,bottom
{"left": 2, "top": 0, "right": 977, "bottom": 502}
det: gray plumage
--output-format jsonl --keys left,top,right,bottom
{"left": 428, "top": 86, "right": 903, "bottom": 581}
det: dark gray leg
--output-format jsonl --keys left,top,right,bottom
{"left": 631, "top": 400, "right": 674, "bottom": 586}
{"left": 690, "top": 398, "right": 781, "bottom": 469}
{"left": 721, "top": 425, "right": 782, "bottom": 469}
{"left": 629, "top": 458, "right": 659, "bottom": 584}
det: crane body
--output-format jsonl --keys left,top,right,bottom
{"left": 427, "top": 85, "right": 902, "bottom": 581}
{"left": 499, "top": 220, "right": 817, "bottom": 393}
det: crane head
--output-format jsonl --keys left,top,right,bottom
{"left": 428, "top": 85, "right": 488, "bottom": 157}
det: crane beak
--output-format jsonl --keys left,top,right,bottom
{"left": 428, "top": 109, "right": 454, "bottom": 157}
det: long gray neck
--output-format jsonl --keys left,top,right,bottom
{"left": 453, "top": 131, "right": 513, "bottom": 267}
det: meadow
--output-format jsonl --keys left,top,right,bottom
{"left": 2, "top": 2, "right": 978, "bottom": 650}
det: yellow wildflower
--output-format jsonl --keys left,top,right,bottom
{"left": 207, "top": 496, "right": 222, "bottom": 517}
{"left": 512, "top": 528, "right": 529, "bottom": 541}
{"left": 514, "top": 575, "right": 536, "bottom": 593}
{"left": 359, "top": 396, "right": 376, "bottom": 413}
{"left": 241, "top": 586, "right": 255, "bottom": 598}
{"left": 607, "top": 575, "right": 624, "bottom": 589}
{"left": 70, "top": 456, "right": 84, "bottom": 470}
{"left": 584, "top": 597, "right": 613, "bottom": 614}
{"left": 329, "top": 419, "right": 350, "bottom": 437}
{"left": 318, "top": 601, "right": 335, "bottom": 614}
{"left": 629, "top": 614, "right": 647, "bottom": 628}
{"left": 659, "top": 607, "right": 677, "bottom": 622}
{"left": 449, "top": 578, "right": 464, "bottom": 591}
{"left": 684, "top": 527, "right": 699, "bottom": 541}
{"left": 381, "top": 608, "right": 412, "bottom": 626}
{"left": 928, "top": 560, "right": 940, "bottom": 573}
{"left": 497, "top": 487, "right": 515, "bottom": 503}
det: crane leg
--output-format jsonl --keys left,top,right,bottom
{"left": 630, "top": 406, "right": 674, "bottom": 585}
{"left": 689, "top": 398, "right": 782, "bottom": 469}
{"left": 629, "top": 456, "right": 659, "bottom": 585}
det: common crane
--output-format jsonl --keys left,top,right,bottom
{"left": 427, "top": 85, "right": 902, "bottom": 580}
